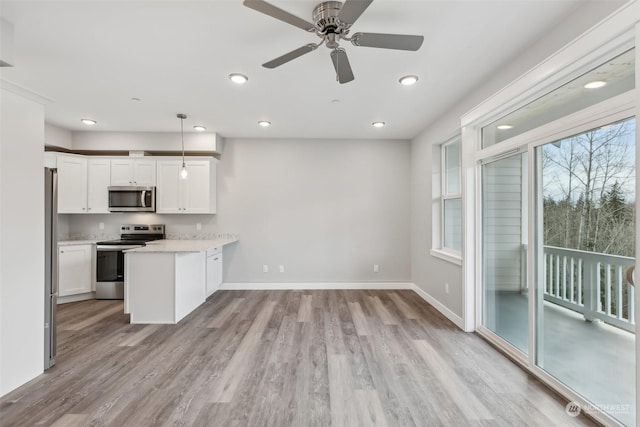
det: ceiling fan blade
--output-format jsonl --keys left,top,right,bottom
{"left": 330, "top": 48, "right": 354, "bottom": 84}
{"left": 243, "top": 0, "right": 315, "bottom": 32}
{"left": 350, "top": 32, "right": 424, "bottom": 51}
{"left": 263, "top": 44, "right": 317, "bottom": 69}
{"left": 337, "top": 0, "right": 373, "bottom": 25}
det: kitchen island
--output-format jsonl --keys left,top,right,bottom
{"left": 124, "top": 238, "right": 237, "bottom": 324}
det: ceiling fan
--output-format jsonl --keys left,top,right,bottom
{"left": 243, "top": 0, "right": 424, "bottom": 84}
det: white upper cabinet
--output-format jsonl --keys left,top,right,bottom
{"left": 58, "top": 154, "right": 111, "bottom": 214}
{"left": 156, "top": 160, "right": 216, "bottom": 214}
{"left": 87, "top": 158, "right": 111, "bottom": 213}
{"left": 57, "top": 154, "right": 88, "bottom": 213}
{"left": 110, "top": 159, "right": 156, "bottom": 186}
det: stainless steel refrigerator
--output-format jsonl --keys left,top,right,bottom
{"left": 44, "top": 167, "right": 57, "bottom": 369}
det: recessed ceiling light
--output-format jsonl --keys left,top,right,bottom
{"left": 372, "top": 121, "right": 386, "bottom": 128}
{"left": 193, "top": 126, "right": 206, "bottom": 131}
{"left": 258, "top": 120, "right": 271, "bottom": 127}
{"left": 229, "top": 73, "right": 248, "bottom": 84}
{"left": 496, "top": 124, "right": 513, "bottom": 130}
{"left": 81, "top": 119, "right": 97, "bottom": 125}
{"left": 584, "top": 80, "right": 607, "bottom": 89}
{"left": 399, "top": 75, "right": 419, "bottom": 86}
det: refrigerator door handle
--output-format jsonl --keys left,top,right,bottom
{"left": 51, "top": 294, "right": 57, "bottom": 362}
{"left": 52, "top": 169, "right": 58, "bottom": 294}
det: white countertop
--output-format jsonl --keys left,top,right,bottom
{"left": 125, "top": 238, "right": 238, "bottom": 253}
{"left": 58, "top": 240, "right": 98, "bottom": 246}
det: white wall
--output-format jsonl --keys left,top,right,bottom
{"left": 67, "top": 137, "right": 412, "bottom": 283}
{"left": 44, "top": 123, "right": 71, "bottom": 149}
{"left": 410, "top": 0, "right": 625, "bottom": 320}
{"left": 0, "top": 88, "right": 45, "bottom": 396}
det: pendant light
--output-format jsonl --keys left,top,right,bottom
{"left": 177, "top": 113, "right": 188, "bottom": 179}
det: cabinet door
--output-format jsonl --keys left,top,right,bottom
{"left": 206, "top": 252, "right": 223, "bottom": 297}
{"left": 57, "top": 155, "right": 88, "bottom": 213}
{"left": 156, "top": 161, "right": 182, "bottom": 213}
{"left": 110, "top": 159, "right": 134, "bottom": 186}
{"left": 87, "top": 158, "right": 111, "bottom": 213}
{"left": 182, "top": 161, "right": 211, "bottom": 213}
{"left": 133, "top": 160, "right": 156, "bottom": 186}
{"left": 59, "top": 245, "right": 93, "bottom": 296}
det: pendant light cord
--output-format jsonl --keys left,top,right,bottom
{"left": 180, "top": 116, "right": 186, "bottom": 167}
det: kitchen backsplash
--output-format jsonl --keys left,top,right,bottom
{"left": 59, "top": 213, "right": 237, "bottom": 241}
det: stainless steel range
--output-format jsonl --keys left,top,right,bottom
{"left": 95, "top": 224, "right": 165, "bottom": 299}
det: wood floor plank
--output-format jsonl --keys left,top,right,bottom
{"left": 354, "top": 389, "right": 389, "bottom": 427}
{"left": 327, "top": 354, "right": 359, "bottom": 427}
{"left": 210, "top": 300, "right": 276, "bottom": 403}
{"left": 48, "top": 414, "right": 90, "bottom": 427}
{"left": 388, "top": 292, "right": 419, "bottom": 319}
{"left": 367, "top": 295, "right": 400, "bottom": 325}
{"left": 0, "top": 290, "right": 599, "bottom": 427}
{"left": 61, "top": 303, "right": 124, "bottom": 331}
{"left": 207, "top": 297, "right": 244, "bottom": 328}
{"left": 413, "top": 338, "right": 494, "bottom": 421}
{"left": 297, "top": 294, "right": 313, "bottom": 322}
{"left": 117, "top": 324, "right": 161, "bottom": 346}
{"left": 347, "top": 301, "right": 371, "bottom": 336}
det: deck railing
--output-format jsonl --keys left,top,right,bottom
{"left": 544, "top": 246, "right": 635, "bottom": 333}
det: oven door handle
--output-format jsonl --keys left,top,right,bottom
{"left": 97, "top": 245, "right": 143, "bottom": 251}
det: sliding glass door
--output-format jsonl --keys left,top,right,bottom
{"left": 535, "top": 118, "right": 636, "bottom": 426}
{"left": 482, "top": 152, "right": 529, "bottom": 355}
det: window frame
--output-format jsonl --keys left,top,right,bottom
{"left": 431, "top": 136, "right": 463, "bottom": 265}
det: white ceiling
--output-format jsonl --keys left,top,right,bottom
{"left": 0, "top": 0, "right": 619, "bottom": 140}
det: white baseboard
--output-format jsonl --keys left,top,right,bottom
{"left": 219, "top": 282, "right": 413, "bottom": 291}
{"left": 58, "top": 292, "right": 95, "bottom": 304}
{"left": 410, "top": 284, "right": 466, "bottom": 331}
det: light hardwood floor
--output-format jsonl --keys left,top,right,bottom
{"left": 0, "top": 290, "right": 597, "bottom": 426}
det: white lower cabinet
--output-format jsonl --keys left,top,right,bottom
{"left": 58, "top": 244, "right": 94, "bottom": 297}
{"left": 206, "top": 247, "right": 223, "bottom": 297}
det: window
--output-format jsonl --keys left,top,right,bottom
{"left": 432, "top": 137, "right": 462, "bottom": 264}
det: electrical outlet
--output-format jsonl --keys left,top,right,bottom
{"left": 99, "top": 222, "right": 104, "bottom": 230}
{"left": 445, "top": 283, "right": 450, "bottom": 294}
{"left": 279, "top": 265, "right": 285, "bottom": 273}
{"left": 373, "top": 264, "right": 379, "bottom": 273}
{"left": 196, "top": 223, "right": 202, "bottom": 231}
{"left": 263, "top": 265, "right": 269, "bottom": 273}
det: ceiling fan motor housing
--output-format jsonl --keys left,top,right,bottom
{"left": 313, "top": 1, "right": 348, "bottom": 35}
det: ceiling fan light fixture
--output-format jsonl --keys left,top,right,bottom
{"left": 399, "top": 75, "right": 418, "bottom": 86}
{"left": 372, "top": 121, "right": 386, "bottom": 128}
{"left": 81, "top": 118, "right": 97, "bottom": 125}
{"left": 193, "top": 125, "right": 207, "bottom": 131}
{"left": 584, "top": 80, "right": 607, "bottom": 89}
{"left": 229, "top": 73, "right": 249, "bottom": 84}
{"left": 177, "top": 113, "right": 188, "bottom": 180}
{"left": 496, "top": 124, "right": 513, "bottom": 130}
{"left": 258, "top": 120, "right": 271, "bottom": 127}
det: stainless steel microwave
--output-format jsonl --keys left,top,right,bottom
{"left": 108, "top": 186, "right": 155, "bottom": 212}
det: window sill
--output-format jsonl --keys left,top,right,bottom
{"left": 430, "top": 248, "right": 462, "bottom": 266}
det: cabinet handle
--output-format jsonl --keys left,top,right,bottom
{"left": 60, "top": 250, "right": 64, "bottom": 253}
{"left": 214, "top": 257, "right": 219, "bottom": 261}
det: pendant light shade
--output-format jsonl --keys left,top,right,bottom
{"left": 177, "top": 113, "right": 188, "bottom": 179}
